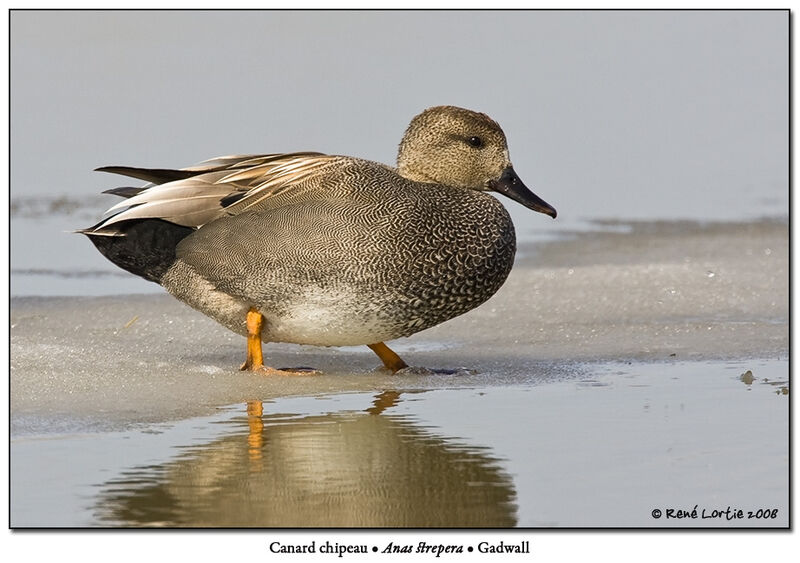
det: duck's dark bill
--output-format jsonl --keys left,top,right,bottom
{"left": 490, "top": 167, "right": 557, "bottom": 218}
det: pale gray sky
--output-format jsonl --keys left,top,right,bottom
{"left": 12, "top": 11, "right": 787, "bottom": 222}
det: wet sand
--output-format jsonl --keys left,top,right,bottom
{"left": 10, "top": 218, "right": 789, "bottom": 527}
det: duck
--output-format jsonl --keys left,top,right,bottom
{"left": 80, "top": 106, "right": 556, "bottom": 374}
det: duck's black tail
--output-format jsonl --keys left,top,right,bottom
{"left": 79, "top": 219, "right": 193, "bottom": 283}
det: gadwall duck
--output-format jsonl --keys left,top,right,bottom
{"left": 80, "top": 106, "right": 556, "bottom": 373}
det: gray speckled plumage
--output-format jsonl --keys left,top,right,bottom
{"left": 82, "top": 106, "right": 556, "bottom": 356}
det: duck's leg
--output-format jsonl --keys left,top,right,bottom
{"left": 240, "top": 308, "right": 319, "bottom": 375}
{"left": 241, "top": 307, "right": 266, "bottom": 371}
{"left": 367, "top": 342, "right": 408, "bottom": 373}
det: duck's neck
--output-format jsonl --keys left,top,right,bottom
{"left": 396, "top": 156, "right": 440, "bottom": 184}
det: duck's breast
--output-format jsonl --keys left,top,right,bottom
{"left": 385, "top": 185, "right": 517, "bottom": 335}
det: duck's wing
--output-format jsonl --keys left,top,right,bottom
{"left": 87, "top": 152, "right": 337, "bottom": 233}
{"left": 95, "top": 153, "right": 322, "bottom": 185}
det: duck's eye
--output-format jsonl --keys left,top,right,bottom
{"left": 467, "top": 136, "right": 483, "bottom": 148}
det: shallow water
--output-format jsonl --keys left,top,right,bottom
{"left": 10, "top": 358, "right": 787, "bottom": 528}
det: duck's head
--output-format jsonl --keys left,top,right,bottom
{"left": 397, "top": 105, "right": 556, "bottom": 218}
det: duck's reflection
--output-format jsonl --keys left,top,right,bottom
{"left": 95, "top": 391, "right": 517, "bottom": 527}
